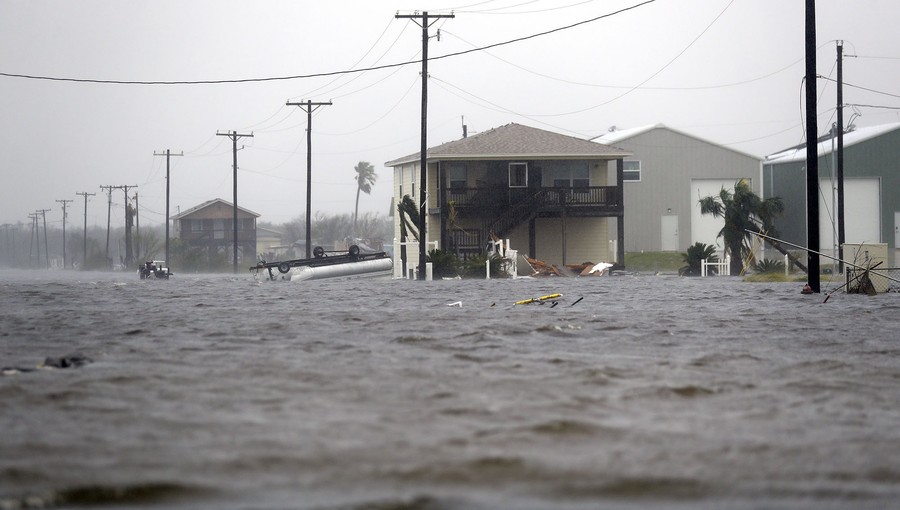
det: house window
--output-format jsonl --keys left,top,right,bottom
{"left": 447, "top": 164, "right": 467, "bottom": 189}
{"left": 550, "top": 164, "right": 590, "bottom": 187}
{"left": 572, "top": 166, "right": 590, "bottom": 187}
{"left": 190, "top": 220, "right": 202, "bottom": 232}
{"left": 509, "top": 162, "right": 527, "bottom": 188}
{"left": 214, "top": 219, "right": 225, "bottom": 239}
{"left": 623, "top": 160, "right": 641, "bottom": 182}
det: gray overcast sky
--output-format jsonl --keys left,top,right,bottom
{"left": 2, "top": 0, "right": 899, "bottom": 230}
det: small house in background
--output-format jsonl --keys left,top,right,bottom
{"left": 256, "top": 226, "right": 287, "bottom": 262}
{"left": 763, "top": 122, "right": 900, "bottom": 267}
{"left": 172, "top": 198, "right": 259, "bottom": 264}
{"left": 592, "top": 124, "right": 762, "bottom": 256}
{"left": 386, "top": 123, "right": 630, "bottom": 274}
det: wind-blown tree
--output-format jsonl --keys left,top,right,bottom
{"left": 397, "top": 195, "right": 420, "bottom": 272}
{"left": 397, "top": 195, "right": 420, "bottom": 242}
{"left": 353, "top": 161, "right": 377, "bottom": 235}
{"left": 698, "top": 179, "right": 786, "bottom": 275}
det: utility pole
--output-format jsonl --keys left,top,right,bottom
{"left": 56, "top": 199, "right": 73, "bottom": 269}
{"left": 395, "top": 10, "right": 454, "bottom": 279}
{"left": 99, "top": 185, "right": 138, "bottom": 268}
{"left": 154, "top": 150, "right": 183, "bottom": 267}
{"left": 216, "top": 130, "right": 253, "bottom": 273}
{"left": 836, "top": 40, "right": 845, "bottom": 274}
{"left": 100, "top": 186, "right": 114, "bottom": 268}
{"left": 804, "top": 0, "right": 820, "bottom": 292}
{"left": 134, "top": 192, "right": 140, "bottom": 260}
{"left": 286, "top": 100, "right": 332, "bottom": 259}
{"left": 28, "top": 212, "right": 38, "bottom": 267}
{"left": 38, "top": 208, "right": 51, "bottom": 269}
{"left": 76, "top": 192, "right": 95, "bottom": 269}
{"left": 123, "top": 186, "right": 137, "bottom": 267}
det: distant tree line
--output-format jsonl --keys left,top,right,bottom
{"left": 0, "top": 211, "right": 393, "bottom": 273}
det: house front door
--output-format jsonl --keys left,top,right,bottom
{"left": 661, "top": 215, "right": 679, "bottom": 252}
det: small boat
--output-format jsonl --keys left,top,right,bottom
{"left": 138, "top": 260, "right": 171, "bottom": 280}
{"left": 251, "top": 245, "right": 392, "bottom": 282}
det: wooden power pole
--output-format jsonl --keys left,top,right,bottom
{"left": 56, "top": 199, "right": 73, "bottom": 269}
{"left": 216, "top": 131, "right": 253, "bottom": 273}
{"left": 76, "top": 191, "right": 95, "bottom": 269}
{"left": 395, "top": 10, "right": 454, "bottom": 279}
{"left": 154, "top": 149, "right": 183, "bottom": 268}
{"left": 804, "top": 0, "right": 820, "bottom": 292}
{"left": 286, "top": 100, "right": 331, "bottom": 259}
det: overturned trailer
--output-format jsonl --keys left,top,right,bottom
{"left": 251, "top": 245, "right": 392, "bottom": 282}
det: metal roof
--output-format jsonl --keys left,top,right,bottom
{"left": 764, "top": 122, "right": 900, "bottom": 164}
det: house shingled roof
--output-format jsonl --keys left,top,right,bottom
{"left": 385, "top": 123, "right": 630, "bottom": 166}
{"left": 170, "top": 198, "right": 261, "bottom": 220}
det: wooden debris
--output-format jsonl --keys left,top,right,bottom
{"left": 525, "top": 258, "right": 612, "bottom": 277}
{"left": 525, "top": 257, "right": 565, "bottom": 277}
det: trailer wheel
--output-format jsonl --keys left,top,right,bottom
{"left": 313, "top": 246, "right": 325, "bottom": 258}
{"left": 278, "top": 262, "right": 291, "bottom": 274}
{"left": 349, "top": 244, "right": 360, "bottom": 257}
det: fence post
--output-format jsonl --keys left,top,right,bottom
{"left": 486, "top": 258, "right": 490, "bottom": 280}
{"left": 784, "top": 253, "right": 789, "bottom": 276}
{"left": 701, "top": 258, "right": 707, "bottom": 277}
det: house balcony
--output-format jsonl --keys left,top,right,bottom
{"left": 445, "top": 186, "right": 622, "bottom": 215}
{"left": 179, "top": 230, "right": 257, "bottom": 243}
{"left": 441, "top": 186, "right": 623, "bottom": 257}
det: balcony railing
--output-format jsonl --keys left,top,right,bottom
{"left": 446, "top": 186, "right": 620, "bottom": 210}
{"left": 179, "top": 230, "right": 256, "bottom": 242}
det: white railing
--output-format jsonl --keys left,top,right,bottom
{"left": 393, "top": 239, "right": 439, "bottom": 279}
{"left": 701, "top": 256, "right": 731, "bottom": 277}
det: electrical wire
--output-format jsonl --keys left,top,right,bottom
{"left": 817, "top": 75, "right": 900, "bottom": 100}
{"left": 429, "top": 0, "right": 734, "bottom": 120}
{"left": 317, "top": 75, "right": 421, "bottom": 136}
{"left": 430, "top": 75, "right": 584, "bottom": 136}
{"left": 847, "top": 103, "right": 900, "bottom": 110}
{"left": 442, "top": 28, "right": 804, "bottom": 91}
{"left": 288, "top": 17, "right": 410, "bottom": 102}
{"left": 0, "top": 0, "right": 657, "bottom": 86}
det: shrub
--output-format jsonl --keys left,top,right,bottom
{"left": 752, "top": 258, "right": 785, "bottom": 274}
{"left": 679, "top": 242, "right": 718, "bottom": 276}
{"left": 427, "top": 249, "right": 460, "bottom": 279}
{"left": 458, "top": 252, "right": 511, "bottom": 279}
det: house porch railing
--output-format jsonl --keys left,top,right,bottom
{"left": 446, "top": 186, "right": 620, "bottom": 209}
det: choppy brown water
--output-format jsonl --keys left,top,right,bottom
{"left": 2, "top": 269, "right": 900, "bottom": 509}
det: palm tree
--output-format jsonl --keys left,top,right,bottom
{"left": 353, "top": 161, "right": 377, "bottom": 235}
{"left": 699, "top": 179, "right": 786, "bottom": 275}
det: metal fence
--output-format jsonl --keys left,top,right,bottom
{"left": 845, "top": 267, "right": 900, "bottom": 294}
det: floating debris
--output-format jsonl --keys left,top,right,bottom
{"left": 515, "top": 293, "right": 562, "bottom": 305}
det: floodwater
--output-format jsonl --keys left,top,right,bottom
{"left": 1, "top": 268, "right": 899, "bottom": 510}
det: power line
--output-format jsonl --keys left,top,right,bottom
{"left": 817, "top": 75, "right": 900, "bottom": 99}
{"left": 0, "top": 0, "right": 656, "bottom": 86}
{"left": 442, "top": 27, "right": 804, "bottom": 91}
{"left": 454, "top": 0, "right": 597, "bottom": 15}
{"left": 846, "top": 103, "right": 900, "bottom": 110}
